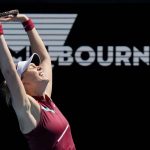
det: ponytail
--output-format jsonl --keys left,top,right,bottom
{"left": 0, "top": 81, "right": 11, "bottom": 106}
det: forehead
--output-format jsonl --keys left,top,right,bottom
{"left": 29, "top": 63, "right": 36, "bottom": 66}
{"left": 26, "top": 63, "right": 37, "bottom": 70}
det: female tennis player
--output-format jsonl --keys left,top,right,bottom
{"left": 0, "top": 11, "right": 76, "bottom": 150}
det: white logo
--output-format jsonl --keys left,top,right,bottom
{"left": 41, "top": 105, "right": 55, "bottom": 113}
{"left": 3, "top": 13, "right": 150, "bottom": 66}
{"left": 3, "top": 13, "right": 77, "bottom": 67}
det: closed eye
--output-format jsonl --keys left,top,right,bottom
{"left": 28, "top": 63, "right": 37, "bottom": 69}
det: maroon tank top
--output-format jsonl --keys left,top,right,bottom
{"left": 24, "top": 95, "right": 76, "bottom": 150}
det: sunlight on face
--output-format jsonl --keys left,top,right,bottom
{"left": 22, "top": 63, "right": 49, "bottom": 83}
{"left": 21, "top": 63, "right": 49, "bottom": 95}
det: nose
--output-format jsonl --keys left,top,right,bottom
{"left": 37, "top": 66, "right": 42, "bottom": 71}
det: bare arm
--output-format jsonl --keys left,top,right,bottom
{"left": 0, "top": 16, "right": 40, "bottom": 133}
{"left": 21, "top": 15, "right": 52, "bottom": 97}
{"left": 26, "top": 24, "right": 52, "bottom": 97}
{"left": 0, "top": 34, "right": 31, "bottom": 117}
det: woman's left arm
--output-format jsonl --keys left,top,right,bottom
{"left": 23, "top": 17, "right": 52, "bottom": 97}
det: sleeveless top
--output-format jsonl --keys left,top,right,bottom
{"left": 23, "top": 95, "right": 76, "bottom": 150}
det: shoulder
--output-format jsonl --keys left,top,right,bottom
{"left": 27, "top": 94, "right": 41, "bottom": 109}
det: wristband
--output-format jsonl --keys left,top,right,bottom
{"left": 0, "top": 24, "right": 3, "bottom": 35}
{"left": 22, "top": 18, "right": 35, "bottom": 32}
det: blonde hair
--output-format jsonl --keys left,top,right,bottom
{"left": 0, "top": 81, "right": 11, "bottom": 106}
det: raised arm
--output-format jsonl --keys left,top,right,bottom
{"left": 0, "top": 23, "right": 31, "bottom": 117}
{"left": 22, "top": 16, "right": 52, "bottom": 97}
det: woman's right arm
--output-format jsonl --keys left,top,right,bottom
{"left": 0, "top": 24, "right": 31, "bottom": 119}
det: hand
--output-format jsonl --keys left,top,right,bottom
{"left": 0, "top": 14, "right": 29, "bottom": 23}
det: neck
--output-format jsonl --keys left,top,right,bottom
{"left": 24, "top": 80, "right": 49, "bottom": 98}
{"left": 26, "top": 86, "right": 46, "bottom": 98}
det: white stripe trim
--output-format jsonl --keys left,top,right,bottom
{"left": 3, "top": 19, "right": 76, "bottom": 24}
{"left": 57, "top": 124, "right": 69, "bottom": 143}
{"left": 5, "top": 35, "right": 67, "bottom": 40}
{"left": 25, "top": 14, "right": 77, "bottom": 18}
{"left": 3, "top": 24, "right": 72, "bottom": 29}
{"left": 4, "top": 30, "right": 69, "bottom": 35}
{"left": 6, "top": 41, "right": 65, "bottom": 46}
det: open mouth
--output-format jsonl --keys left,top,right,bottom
{"left": 39, "top": 72, "right": 44, "bottom": 77}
